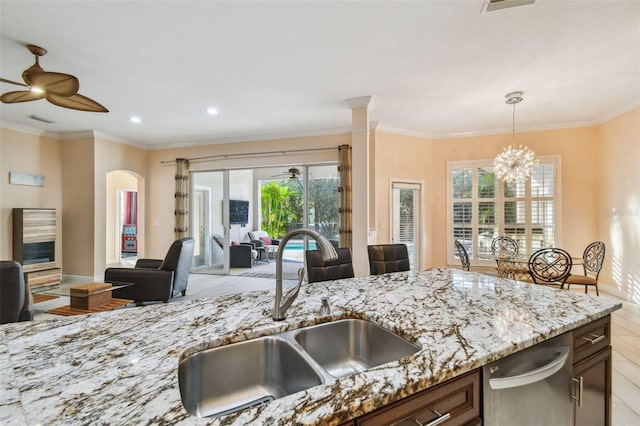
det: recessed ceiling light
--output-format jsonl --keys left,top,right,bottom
{"left": 206, "top": 107, "right": 218, "bottom": 115}
{"left": 129, "top": 116, "right": 141, "bottom": 123}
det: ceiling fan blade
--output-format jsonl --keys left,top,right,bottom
{"left": 0, "top": 90, "right": 45, "bottom": 103}
{"left": 25, "top": 71, "right": 79, "bottom": 96}
{"left": 0, "top": 77, "right": 29, "bottom": 88}
{"left": 46, "top": 92, "right": 109, "bottom": 112}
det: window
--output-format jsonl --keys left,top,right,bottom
{"left": 447, "top": 156, "right": 561, "bottom": 265}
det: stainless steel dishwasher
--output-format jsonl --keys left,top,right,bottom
{"left": 483, "top": 332, "right": 572, "bottom": 425}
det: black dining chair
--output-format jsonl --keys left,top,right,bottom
{"left": 527, "top": 248, "right": 572, "bottom": 288}
{"left": 367, "top": 244, "right": 411, "bottom": 275}
{"left": 305, "top": 247, "right": 354, "bottom": 283}
{"left": 454, "top": 240, "right": 470, "bottom": 271}
{"left": 565, "top": 241, "right": 605, "bottom": 295}
{"left": 491, "top": 236, "right": 519, "bottom": 259}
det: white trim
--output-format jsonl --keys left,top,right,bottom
{"left": 346, "top": 95, "right": 374, "bottom": 110}
{"left": 390, "top": 179, "right": 424, "bottom": 271}
{"left": 601, "top": 285, "right": 637, "bottom": 304}
{"left": 0, "top": 120, "right": 60, "bottom": 139}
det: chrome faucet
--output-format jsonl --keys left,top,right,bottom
{"left": 273, "top": 228, "right": 338, "bottom": 321}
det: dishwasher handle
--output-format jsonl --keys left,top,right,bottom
{"left": 489, "top": 346, "right": 570, "bottom": 390}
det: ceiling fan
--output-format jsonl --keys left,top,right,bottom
{"left": 0, "top": 44, "right": 108, "bottom": 113}
{"left": 271, "top": 167, "right": 303, "bottom": 187}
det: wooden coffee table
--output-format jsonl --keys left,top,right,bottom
{"left": 34, "top": 282, "right": 134, "bottom": 316}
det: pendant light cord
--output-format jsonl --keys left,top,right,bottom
{"left": 512, "top": 102, "right": 516, "bottom": 148}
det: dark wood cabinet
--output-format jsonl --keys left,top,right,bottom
{"left": 572, "top": 315, "right": 612, "bottom": 426}
{"left": 355, "top": 370, "right": 480, "bottom": 426}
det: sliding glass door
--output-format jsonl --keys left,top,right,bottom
{"left": 192, "top": 170, "right": 228, "bottom": 274}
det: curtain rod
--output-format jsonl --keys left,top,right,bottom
{"left": 160, "top": 146, "right": 339, "bottom": 164}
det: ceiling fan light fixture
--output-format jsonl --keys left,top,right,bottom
{"left": 1, "top": 44, "right": 107, "bottom": 113}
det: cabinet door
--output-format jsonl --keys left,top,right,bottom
{"left": 356, "top": 370, "right": 480, "bottom": 426}
{"left": 573, "top": 346, "right": 611, "bottom": 426}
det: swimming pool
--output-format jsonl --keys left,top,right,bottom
{"left": 281, "top": 240, "right": 318, "bottom": 251}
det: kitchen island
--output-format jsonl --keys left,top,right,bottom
{"left": 0, "top": 268, "right": 621, "bottom": 425}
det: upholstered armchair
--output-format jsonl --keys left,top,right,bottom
{"left": 248, "top": 230, "right": 281, "bottom": 247}
{"left": 0, "top": 260, "right": 34, "bottom": 324}
{"left": 105, "top": 237, "right": 195, "bottom": 304}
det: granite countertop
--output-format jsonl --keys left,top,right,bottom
{"left": 0, "top": 268, "right": 621, "bottom": 425}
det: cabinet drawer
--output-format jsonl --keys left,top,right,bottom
{"left": 356, "top": 370, "right": 480, "bottom": 426}
{"left": 573, "top": 315, "right": 610, "bottom": 364}
{"left": 25, "top": 268, "right": 61, "bottom": 288}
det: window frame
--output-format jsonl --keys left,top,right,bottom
{"left": 446, "top": 155, "right": 562, "bottom": 266}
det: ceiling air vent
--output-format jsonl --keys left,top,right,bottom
{"left": 487, "top": 0, "right": 535, "bottom": 12}
{"left": 27, "top": 114, "right": 56, "bottom": 124}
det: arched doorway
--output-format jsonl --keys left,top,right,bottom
{"left": 106, "top": 170, "right": 143, "bottom": 266}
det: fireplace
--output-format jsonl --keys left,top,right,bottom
{"left": 22, "top": 241, "right": 55, "bottom": 265}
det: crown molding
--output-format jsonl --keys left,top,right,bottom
{"left": 146, "top": 126, "right": 353, "bottom": 150}
{"left": 0, "top": 120, "right": 61, "bottom": 139}
{"left": 346, "top": 96, "right": 375, "bottom": 110}
{"left": 593, "top": 100, "right": 640, "bottom": 125}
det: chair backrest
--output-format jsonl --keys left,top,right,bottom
{"left": 582, "top": 241, "right": 605, "bottom": 278}
{"left": 212, "top": 234, "right": 224, "bottom": 249}
{"left": 491, "top": 236, "right": 519, "bottom": 259}
{"left": 248, "top": 230, "right": 270, "bottom": 241}
{"left": 367, "top": 244, "right": 411, "bottom": 275}
{"left": 306, "top": 247, "right": 354, "bottom": 283}
{"left": 527, "top": 248, "right": 572, "bottom": 284}
{"left": 0, "top": 260, "right": 33, "bottom": 324}
{"left": 160, "top": 237, "right": 195, "bottom": 297}
{"left": 454, "top": 240, "right": 470, "bottom": 271}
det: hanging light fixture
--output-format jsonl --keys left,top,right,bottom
{"left": 493, "top": 91, "right": 538, "bottom": 184}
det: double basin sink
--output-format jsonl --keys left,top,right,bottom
{"left": 178, "top": 319, "right": 421, "bottom": 418}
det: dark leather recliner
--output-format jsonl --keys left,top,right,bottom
{"left": 306, "top": 247, "right": 354, "bottom": 283}
{"left": 105, "top": 237, "right": 195, "bottom": 303}
{"left": 1, "top": 260, "right": 34, "bottom": 324}
{"left": 367, "top": 244, "right": 411, "bottom": 275}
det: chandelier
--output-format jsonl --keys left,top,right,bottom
{"left": 493, "top": 92, "right": 538, "bottom": 184}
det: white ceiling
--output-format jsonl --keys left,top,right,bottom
{"left": 1, "top": 0, "right": 638, "bottom": 149}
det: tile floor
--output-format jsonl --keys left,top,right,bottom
{"left": 30, "top": 275, "right": 639, "bottom": 425}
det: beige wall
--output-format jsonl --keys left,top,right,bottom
{"left": 373, "top": 131, "right": 433, "bottom": 266}
{"left": 0, "top": 132, "right": 147, "bottom": 278}
{"left": 374, "top": 126, "right": 600, "bottom": 274}
{"left": 60, "top": 137, "right": 96, "bottom": 276}
{"left": 0, "top": 128, "right": 63, "bottom": 265}
{"left": 595, "top": 108, "right": 640, "bottom": 302}
{"left": 94, "top": 137, "right": 147, "bottom": 275}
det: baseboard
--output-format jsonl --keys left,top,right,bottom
{"left": 61, "top": 274, "right": 102, "bottom": 284}
{"left": 600, "top": 284, "right": 638, "bottom": 304}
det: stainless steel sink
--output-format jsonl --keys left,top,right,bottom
{"left": 178, "top": 336, "right": 323, "bottom": 418}
{"left": 178, "top": 319, "right": 420, "bottom": 417}
{"left": 294, "top": 319, "right": 420, "bottom": 378}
